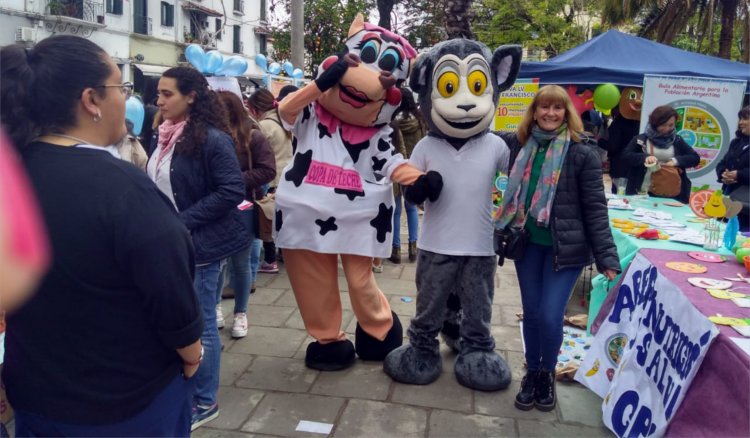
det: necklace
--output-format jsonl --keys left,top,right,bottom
{"left": 37, "top": 133, "right": 99, "bottom": 146}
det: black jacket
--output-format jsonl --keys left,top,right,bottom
{"left": 153, "top": 126, "right": 251, "bottom": 264}
{"left": 502, "top": 133, "right": 620, "bottom": 272}
{"left": 621, "top": 134, "right": 700, "bottom": 203}
{"left": 715, "top": 134, "right": 749, "bottom": 195}
{"left": 597, "top": 115, "right": 639, "bottom": 178}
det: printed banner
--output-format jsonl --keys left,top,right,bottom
{"left": 206, "top": 76, "right": 243, "bottom": 100}
{"left": 641, "top": 75, "right": 747, "bottom": 189}
{"left": 576, "top": 253, "right": 718, "bottom": 437}
{"left": 494, "top": 78, "right": 539, "bottom": 132}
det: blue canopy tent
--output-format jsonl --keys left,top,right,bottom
{"left": 519, "top": 30, "right": 750, "bottom": 93}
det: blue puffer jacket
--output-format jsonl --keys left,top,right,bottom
{"left": 165, "top": 126, "right": 251, "bottom": 264}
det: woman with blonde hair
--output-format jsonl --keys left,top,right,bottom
{"left": 495, "top": 84, "right": 619, "bottom": 413}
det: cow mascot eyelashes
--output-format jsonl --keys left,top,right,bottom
{"left": 274, "top": 14, "right": 434, "bottom": 371}
{"left": 383, "top": 39, "right": 522, "bottom": 391}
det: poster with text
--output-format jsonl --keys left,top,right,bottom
{"left": 576, "top": 253, "right": 718, "bottom": 437}
{"left": 494, "top": 78, "right": 539, "bottom": 132}
{"left": 641, "top": 75, "right": 746, "bottom": 189}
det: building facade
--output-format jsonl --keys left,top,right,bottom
{"left": 0, "top": 0, "right": 269, "bottom": 94}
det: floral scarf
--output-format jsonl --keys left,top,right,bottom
{"left": 495, "top": 124, "right": 571, "bottom": 229}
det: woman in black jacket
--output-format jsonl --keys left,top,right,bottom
{"left": 621, "top": 105, "right": 700, "bottom": 203}
{"left": 149, "top": 66, "right": 250, "bottom": 429}
{"left": 495, "top": 85, "right": 619, "bottom": 413}
{"left": 716, "top": 105, "right": 749, "bottom": 231}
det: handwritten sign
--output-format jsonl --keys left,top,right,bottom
{"left": 576, "top": 253, "right": 718, "bottom": 437}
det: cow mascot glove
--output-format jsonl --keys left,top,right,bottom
{"left": 274, "top": 14, "right": 426, "bottom": 371}
{"left": 383, "top": 39, "right": 522, "bottom": 391}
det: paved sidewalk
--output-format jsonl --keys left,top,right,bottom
{"left": 199, "top": 242, "right": 614, "bottom": 437}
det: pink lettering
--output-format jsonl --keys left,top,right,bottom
{"left": 305, "top": 160, "right": 364, "bottom": 191}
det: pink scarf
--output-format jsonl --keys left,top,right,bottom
{"left": 314, "top": 103, "right": 379, "bottom": 144}
{"left": 155, "top": 119, "right": 186, "bottom": 172}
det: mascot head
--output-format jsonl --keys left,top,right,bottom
{"left": 316, "top": 14, "right": 417, "bottom": 127}
{"left": 619, "top": 87, "right": 642, "bottom": 120}
{"left": 409, "top": 39, "right": 522, "bottom": 140}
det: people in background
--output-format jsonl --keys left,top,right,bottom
{"left": 716, "top": 105, "right": 749, "bottom": 230}
{"left": 496, "top": 85, "right": 619, "bottom": 413}
{"left": 151, "top": 66, "right": 249, "bottom": 430}
{"left": 621, "top": 105, "right": 700, "bottom": 203}
{"left": 214, "top": 90, "right": 275, "bottom": 338}
{"left": 1, "top": 35, "right": 202, "bottom": 436}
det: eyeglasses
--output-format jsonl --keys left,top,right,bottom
{"left": 94, "top": 82, "right": 134, "bottom": 98}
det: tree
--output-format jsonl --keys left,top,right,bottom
{"left": 445, "top": 0, "right": 475, "bottom": 38}
{"left": 377, "top": 0, "right": 396, "bottom": 29}
{"left": 269, "top": 0, "right": 374, "bottom": 73}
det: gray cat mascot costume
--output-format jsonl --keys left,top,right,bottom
{"left": 383, "top": 39, "right": 522, "bottom": 390}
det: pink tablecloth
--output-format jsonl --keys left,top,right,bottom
{"left": 593, "top": 248, "right": 750, "bottom": 437}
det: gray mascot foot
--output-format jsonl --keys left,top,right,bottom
{"left": 455, "top": 350, "right": 512, "bottom": 391}
{"left": 383, "top": 345, "right": 442, "bottom": 385}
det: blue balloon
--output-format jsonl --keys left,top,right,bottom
{"left": 125, "top": 96, "right": 145, "bottom": 136}
{"left": 291, "top": 68, "right": 304, "bottom": 79}
{"left": 283, "top": 61, "right": 294, "bottom": 76}
{"left": 255, "top": 54, "right": 267, "bottom": 72}
{"left": 216, "top": 56, "right": 248, "bottom": 77}
{"left": 268, "top": 62, "right": 281, "bottom": 75}
{"left": 204, "top": 50, "right": 224, "bottom": 74}
{"left": 185, "top": 44, "right": 206, "bottom": 72}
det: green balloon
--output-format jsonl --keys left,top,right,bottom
{"left": 593, "top": 84, "right": 621, "bottom": 110}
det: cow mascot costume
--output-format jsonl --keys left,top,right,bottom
{"left": 383, "top": 39, "right": 522, "bottom": 391}
{"left": 274, "top": 14, "right": 433, "bottom": 371}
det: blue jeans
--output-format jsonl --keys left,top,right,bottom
{"left": 250, "top": 238, "right": 262, "bottom": 285}
{"left": 392, "top": 193, "right": 419, "bottom": 247}
{"left": 514, "top": 243, "right": 582, "bottom": 372}
{"left": 215, "top": 244, "right": 253, "bottom": 314}
{"left": 15, "top": 375, "right": 192, "bottom": 436}
{"left": 193, "top": 261, "right": 222, "bottom": 407}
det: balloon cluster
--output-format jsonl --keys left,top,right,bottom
{"left": 125, "top": 96, "right": 145, "bottom": 136}
{"left": 185, "top": 44, "right": 248, "bottom": 77}
{"left": 255, "top": 54, "right": 304, "bottom": 86}
{"left": 592, "top": 83, "right": 621, "bottom": 115}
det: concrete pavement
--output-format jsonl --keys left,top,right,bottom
{"left": 200, "top": 239, "right": 614, "bottom": 437}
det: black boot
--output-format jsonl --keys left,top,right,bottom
{"left": 305, "top": 340, "right": 355, "bottom": 371}
{"left": 514, "top": 370, "right": 537, "bottom": 410}
{"left": 355, "top": 311, "right": 403, "bottom": 361}
{"left": 388, "top": 246, "right": 401, "bottom": 264}
{"left": 534, "top": 369, "right": 556, "bottom": 412}
{"left": 408, "top": 241, "right": 418, "bottom": 262}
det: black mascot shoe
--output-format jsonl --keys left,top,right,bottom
{"left": 514, "top": 370, "right": 537, "bottom": 411}
{"left": 355, "top": 311, "right": 403, "bottom": 361}
{"left": 534, "top": 369, "right": 556, "bottom": 412}
{"left": 305, "top": 339, "right": 356, "bottom": 371}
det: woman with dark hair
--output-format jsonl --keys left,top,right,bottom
{"left": 716, "top": 105, "right": 749, "bottom": 230}
{"left": 496, "top": 85, "right": 619, "bottom": 412}
{"left": 1, "top": 36, "right": 202, "bottom": 435}
{"left": 621, "top": 105, "right": 700, "bottom": 203}
{"left": 214, "top": 90, "right": 276, "bottom": 338}
{"left": 150, "top": 66, "right": 249, "bottom": 429}
{"left": 247, "top": 88, "right": 294, "bottom": 274}
{"left": 389, "top": 89, "right": 426, "bottom": 264}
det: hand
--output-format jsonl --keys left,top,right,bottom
{"left": 603, "top": 269, "right": 618, "bottom": 281}
{"left": 644, "top": 156, "right": 658, "bottom": 167}
{"left": 182, "top": 362, "right": 199, "bottom": 379}
{"left": 403, "top": 171, "right": 443, "bottom": 205}
{"left": 314, "top": 53, "right": 360, "bottom": 92}
{"left": 721, "top": 170, "right": 737, "bottom": 184}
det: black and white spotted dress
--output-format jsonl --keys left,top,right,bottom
{"left": 273, "top": 103, "right": 407, "bottom": 258}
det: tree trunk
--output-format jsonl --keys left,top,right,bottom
{"left": 377, "top": 0, "right": 395, "bottom": 30}
{"left": 743, "top": 5, "right": 750, "bottom": 63}
{"left": 444, "top": 0, "right": 474, "bottom": 39}
{"left": 718, "top": 0, "right": 738, "bottom": 58}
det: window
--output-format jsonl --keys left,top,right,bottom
{"left": 106, "top": 0, "right": 123, "bottom": 15}
{"left": 260, "top": 0, "right": 266, "bottom": 21}
{"left": 233, "top": 25, "right": 241, "bottom": 53}
{"left": 259, "top": 34, "right": 267, "bottom": 55}
{"left": 215, "top": 19, "right": 222, "bottom": 40}
{"left": 160, "top": 2, "right": 173, "bottom": 27}
{"left": 233, "top": 0, "right": 243, "bottom": 13}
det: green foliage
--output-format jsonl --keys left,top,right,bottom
{"left": 472, "top": 0, "right": 592, "bottom": 58}
{"left": 269, "top": 0, "right": 374, "bottom": 72}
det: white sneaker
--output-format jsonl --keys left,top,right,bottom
{"left": 231, "top": 312, "right": 248, "bottom": 338}
{"left": 216, "top": 304, "right": 225, "bottom": 329}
